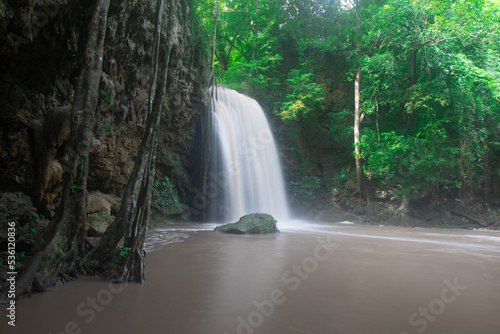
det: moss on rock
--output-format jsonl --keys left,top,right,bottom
{"left": 214, "top": 213, "right": 280, "bottom": 235}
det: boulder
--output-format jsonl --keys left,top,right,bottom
{"left": 87, "top": 213, "right": 115, "bottom": 237}
{"left": 87, "top": 191, "right": 121, "bottom": 215}
{"left": 0, "top": 192, "right": 40, "bottom": 245}
{"left": 214, "top": 213, "right": 279, "bottom": 235}
{"left": 0, "top": 192, "right": 35, "bottom": 226}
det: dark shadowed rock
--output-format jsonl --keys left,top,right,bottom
{"left": 214, "top": 213, "right": 279, "bottom": 234}
{"left": 0, "top": 192, "right": 35, "bottom": 226}
{"left": 87, "top": 191, "right": 121, "bottom": 216}
{"left": 87, "top": 213, "right": 115, "bottom": 237}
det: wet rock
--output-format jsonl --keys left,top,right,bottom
{"left": 87, "top": 191, "right": 121, "bottom": 216}
{"left": 214, "top": 213, "right": 279, "bottom": 234}
{"left": 87, "top": 192, "right": 112, "bottom": 216}
{"left": 0, "top": 192, "right": 35, "bottom": 225}
{"left": 0, "top": 192, "right": 37, "bottom": 243}
{"left": 86, "top": 191, "right": 120, "bottom": 237}
{"left": 87, "top": 213, "right": 115, "bottom": 237}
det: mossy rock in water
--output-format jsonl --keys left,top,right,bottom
{"left": 214, "top": 213, "right": 279, "bottom": 234}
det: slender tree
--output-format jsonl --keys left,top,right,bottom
{"left": 354, "top": 64, "right": 368, "bottom": 199}
{"left": 6, "top": 0, "right": 111, "bottom": 298}
{"left": 210, "top": 0, "right": 220, "bottom": 85}
{"left": 87, "top": 0, "right": 173, "bottom": 282}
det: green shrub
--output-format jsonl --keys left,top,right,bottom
{"left": 360, "top": 122, "right": 460, "bottom": 200}
{"left": 291, "top": 174, "right": 321, "bottom": 211}
{"left": 152, "top": 176, "right": 182, "bottom": 216}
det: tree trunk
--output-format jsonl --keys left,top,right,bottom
{"left": 91, "top": 48, "right": 171, "bottom": 282}
{"left": 354, "top": 65, "right": 368, "bottom": 200}
{"left": 87, "top": 0, "right": 172, "bottom": 283}
{"left": 215, "top": 43, "right": 231, "bottom": 79}
{"left": 209, "top": 0, "right": 220, "bottom": 85}
{"left": 148, "top": 0, "right": 165, "bottom": 116}
{"left": 493, "top": 164, "right": 499, "bottom": 198}
{"left": 5, "top": 0, "right": 111, "bottom": 299}
{"left": 252, "top": 0, "right": 259, "bottom": 61}
{"left": 407, "top": 49, "right": 417, "bottom": 87}
{"left": 117, "top": 47, "right": 171, "bottom": 282}
{"left": 484, "top": 148, "right": 491, "bottom": 202}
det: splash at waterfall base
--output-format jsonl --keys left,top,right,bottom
{"left": 206, "top": 86, "right": 290, "bottom": 224}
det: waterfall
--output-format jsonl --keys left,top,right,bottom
{"left": 208, "top": 85, "right": 289, "bottom": 223}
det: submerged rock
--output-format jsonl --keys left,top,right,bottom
{"left": 214, "top": 213, "right": 279, "bottom": 234}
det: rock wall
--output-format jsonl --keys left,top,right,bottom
{"left": 0, "top": 0, "right": 210, "bottom": 217}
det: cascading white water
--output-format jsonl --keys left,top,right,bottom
{"left": 209, "top": 85, "right": 290, "bottom": 223}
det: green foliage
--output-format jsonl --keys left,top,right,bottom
{"left": 120, "top": 247, "right": 131, "bottom": 258}
{"left": 163, "top": 151, "right": 190, "bottom": 189}
{"left": 32, "top": 211, "right": 42, "bottom": 223}
{"left": 211, "top": 0, "right": 286, "bottom": 106}
{"left": 16, "top": 223, "right": 38, "bottom": 243}
{"left": 361, "top": 123, "right": 460, "bottom": 200}
{"left": 15, "top": 251, "right": 26, "bottom": 262}
{"left": 291, "top": 175, "right": 321, "bottom": 200}
{"left": 330, "top": 167, "right": 356, "bottom": 199}
{"left": 113, "top": 246, "right": 131, "bottom": 264}
{"left": 152, "top": 176, "right": 182, "bottom": 216}
{"left": 212, "top": 0, "right": 500, "bottom": 204}
{"left": 361, "top": 52, "right": 404, "bottom": 109}
{"left": 221, "top": 53, "right": 283, "bottom": 97}
{"left": 191, "top": 0, "right": 214, "bottom": 69}
{"left": 279, "top": 69, "right": 325, "bottom": 120}
{"left": 290, "top": 161, "right": 322, "bottom": 211}
{"left": 356, "top": 0, "right": 500, "bottom": 201}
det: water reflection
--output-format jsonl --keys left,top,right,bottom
{"left": 2, "top": 221, "right": 499, "bottom": 334}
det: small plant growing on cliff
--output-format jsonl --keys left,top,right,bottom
{"left": 152, "top": 176, "right": 182, "bottom": 216}
{"left": 16, "top": 251, "right": 26, "bottom": 262}
{"left": 120, "top": 247, "right": 131, "bottom": 258}
{"left": 32, "top": 212, "right": 42, "bottom": 223}
{"left": 98, "top": 89, "right": 113, "bottom": 105}
{"left": 114, "top": 247, "right": 131, "bottom": 264}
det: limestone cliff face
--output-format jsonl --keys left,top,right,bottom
{"left": 0, "top": 0, "right": 209, "bottom": 217}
